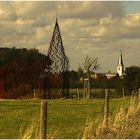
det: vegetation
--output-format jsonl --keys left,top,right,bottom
{"left": 0, "top": 47, "right": 45, "bottom": 66}
{"left": 69, "top": 66, "right": 140, "bottom": 97}
{"left": 0, "top": 48, "right": 139, "bottom": 139}
{"left": 82, "top": 96, "right": 140, "bottom": 139}
{"left": 69, "top": 88, "right": 123, "bottom": 98}
{"left": 80, "top": 56, "right": 100, "bottom": 98}
{"left": 124, "top": 66, "right": 140, "bottom": 94}
{"left": 0, "top": 47, "right": 139, "bottom": 99}
{"left": 82, "top": 56, "right": 100, "bottom": 76}
{"left": 0, "top": 98, "right": 130, "bottom": 139}
{"left": 0, "top": 47, "right": 46, "bottom": 99}
{"left": 77, "top": 65, "right": 84, "bottom": 79}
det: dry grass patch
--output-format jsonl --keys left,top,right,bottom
{"left": 82, "top": 96, "right": 140, "bottom": 139}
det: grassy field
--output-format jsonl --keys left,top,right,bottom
{"left": 0, "top": 98, "right": 130, "bottom": 139}
{"left": 69, "top": 88, "right": 122, "bottom": 98}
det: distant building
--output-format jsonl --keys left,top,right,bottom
{"left": 91, "top": 73, "right": 106, "bottom": 80}
{"left": 117, "top": 50, "right": 124, "bottom": 77}
{"left": 105, "top": 71, "right": 117, "bottom": 79}
{"left": 91, "top": 50, "right": 125, "bottom": 80}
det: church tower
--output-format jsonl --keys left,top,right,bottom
{"left": 117, "top": 50, "right": 124, "bottom": 77}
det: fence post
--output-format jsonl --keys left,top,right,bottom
{"left": 103, "top": 89, "right": 109, "bottom": 127}
{"left": 122, "top": 88, "right": 125, "bottom": 98}
{"left": 40, "top": 100, "right": 47, "bottom": 139}
{"left": 138, "top": 88, "right": 140, "bottom": 100}
{"left": 93, "top": 88, "right": 96, "bottom": 99}
{"left": 33, "top": 89, "right": 36, "bottom": 100}
{"left": 77, "top": 88, "right": 79, "bottom": 99}
{"left": 132, "top": 90, "right": 134, "bottom": 97}
{"left": 88, "top": 80, "right": 90, "bottom": 99}
{"left": 83, "top": 81, "right": 85, "bottom": 99}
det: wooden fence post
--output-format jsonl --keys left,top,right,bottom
{"left": 103, "top": 89, "right": 109, "bottom": 127}
{"left": 88, "top": 80, "right": 90, "bottom": 99}
{"left": 83, "top": 81, "right": 85, "bottom": 99}
{"left": 33, "top": 89, "right": 36, "bottom": 100}
{"left": 40, "top": 100, "right": 47, "bottom": 139}
{"left": 122, "top": 88, "right": 125, "bottom": 98}
{"left": 138, "top": 88, "right": 140, "bottom": 100}
{"left": 77, "top": 88, "right": 79, "bottom": 99}
{"left": 92, "top": 88, "right": 95, "bottom": 99}
{"left": 132, "top": 90, "right": 134, "bottom": 97}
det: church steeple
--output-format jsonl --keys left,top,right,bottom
{"left": 118, "top": 50, "right": 123, "bottom": 66}
{"left": 117, "top": 50, "right": 124, "bottom": 77}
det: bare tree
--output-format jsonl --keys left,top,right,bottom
{"left": 77, "top": 64, "right": 84, "bottom": 81}
{"left": 82, "top": 56, "right": 100, "bottom": 98}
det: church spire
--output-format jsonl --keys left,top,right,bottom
{"left": 118, "top": 49, "right": 123, "bottom": 66}
{"left": 117, "top": 49, "right": 124, "bottom": 77}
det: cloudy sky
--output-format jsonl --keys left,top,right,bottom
{"left": 0, "top": 1, "right": 140, "bottom": 72}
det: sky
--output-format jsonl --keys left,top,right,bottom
{"left": 0, "top": 1, "right": 140, "bottom": 72}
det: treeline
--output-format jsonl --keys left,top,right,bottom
{"left": 0, "top": 47, "right": 139, "bottom": 98}
{"left": 0, "top": 47, "right": 46, "bottom": 99}
{"left": 69, "top": 70, "right": 122, "bottom": 88}
{"left": 0, "top": 47, "right": 45, "bottom": 66}
{"left": 69, "top": 66, "right": 140, "bottom": 96}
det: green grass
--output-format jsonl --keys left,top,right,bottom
{"left": 0, "top": 98, "right": 130, "bottom": 139}
{"left": 69, "top": 88, "right": 122, "bottom": 98}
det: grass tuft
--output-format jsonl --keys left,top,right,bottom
{"left": 20, "top": 118, "right": 39, "bottom": 139}
{"left": 86, "top": 96, "right": 140, "bottom": 139}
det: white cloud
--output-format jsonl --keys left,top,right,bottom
{"left": 0, "top": 1, "right": 139, "bottom": 71}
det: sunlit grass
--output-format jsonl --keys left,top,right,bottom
{"left": 82, "top": 96, "right": 140, "bottom": 139}
{"left": 0, "top": 98, "right": 130, "bottom": 139}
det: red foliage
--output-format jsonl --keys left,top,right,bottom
{"left": 0, "top": 61, "right": 45, "bottom": 99}
{"left": 0, "top": 81, "right": 5, "bottom": 99}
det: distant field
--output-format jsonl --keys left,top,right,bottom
{"left": 0, "top": 98, "right": 130, "bottom": 139}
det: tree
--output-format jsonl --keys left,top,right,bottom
{"left": 69, "top": 70, "right": 79, "bottom": 81}
{"left": 82, "top": 56, "right": 100, "bottom": 77}
{"left": 77, "top": 65, "right": 84, "bottom": 80}
{"left": 0, "top": 47, "right": 45, "bottom": 67}
{"left": 82, "top": 56, "right": 100, "bottom": 98}
{"left": 124, "top": 66, "right": 140, "bottom": 95}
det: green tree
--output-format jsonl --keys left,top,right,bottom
{"left": 124, "top": 66, "right": 140, "bottom": 95}
{"left": 69, "top": 70, "right": 79, "bottom": 81}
